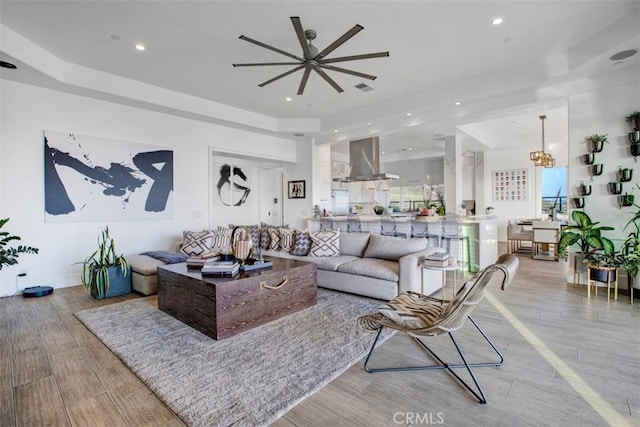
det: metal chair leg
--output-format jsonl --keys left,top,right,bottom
{"left": 363, "top": 316, "right": 502, "bottom": 404}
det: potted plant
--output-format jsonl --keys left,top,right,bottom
{"left": 485, "top": 206, "right": 495, "bottom": 215}
{"left": 373, "top": 205, "right": 385, "bottom": 215}
{"left": 586, "top": 133, "right": 608, "bottom": 153}
{"left": 578, "top": 181, "right": 591, "bottom": 196}
{"left": 626, "top": 110, "right": 640, "bottom": 133}
{"left": 558, "top": 210, "right": 615, "bottom": 275}
{"left": 0, "top": 218, "right": 38, "bottom": 270}
{"left": 621, "top": 184, "right": 640, "bottom": 283}
{"left": 81, "top": 227, "right": 131, "bottom": 299}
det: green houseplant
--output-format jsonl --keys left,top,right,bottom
{"left": 0, "top": 218, "right": 38, "bottom": 270}
{"left": 557, "top": 210, "right": 617, "bottom": 279}
{"left": 621, "top": 185, "right": 640, "bottom": 280}
{"left": 585, "top": 133, "right": 608, "bottom": 153}
{"left": 81, "top": 227, "right": 130, "bottom": 299}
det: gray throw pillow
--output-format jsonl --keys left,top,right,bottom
{"left": 363, "top": 234, "right": 427, "bottom": 261}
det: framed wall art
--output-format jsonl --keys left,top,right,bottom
{"left": 492, "top": 168, "right": 528, "bottom": 202}
{"left": 44, "top": 130, "right": 173, "bottom": 222}
{"left": 288, "top": 180, "right": 305, "bottom": 199}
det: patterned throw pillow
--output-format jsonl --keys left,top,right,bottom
{"left": 268, "top": 228, "right": 281, "bottom": 250}
{"left": 308, "top": 230, "right": 340, "bottom": 257}
{"left": 180, "top": 231, "right": 214, "bottom": 256}
{"left": 292, "top": 230, "right": 311, "bottom": 256}
{"left": 279, "top": 228, "right": 296, "bottom": 253}
{"left": 211, "top": 227, "right": 232, "bottom": 251}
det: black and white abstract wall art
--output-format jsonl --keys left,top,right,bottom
{"left": 212, "top": 162, "right": 252, "bottom": 207}
{"left": 44, "top": 131, "right": 174, "bottom": 222}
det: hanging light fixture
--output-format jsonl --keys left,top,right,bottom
{"left": 530, "top": 115, "right": 555, "bottom": 168}
{"left": 362, "top": 180, "right": 377, "bottom": 191}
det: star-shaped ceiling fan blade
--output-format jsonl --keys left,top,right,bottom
{"left": 319, "top": 64, "right": 377, "bottom": 80}
{"left": 321, "top": 51, "right": 390, "bottom": 64}
{"left": 258, "top": 65, "right": 305, "bottom": 87}
{"left": 238, "top": 35, "right": 303, "bottom": 61}
{"left": 314, "top": 24, "right": 363, "bottom": 61}
{"left": 291, "top": 17, "right": 312, "bottom": 60}
{"left": 312, "top": 65, "right": 344, "bottom": 93}
{"left": 297, "top": 66, "right": 312, "bottom": 95}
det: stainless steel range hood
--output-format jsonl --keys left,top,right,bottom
{"left": 334, "top": 137, "right": 399, "bottom": 182}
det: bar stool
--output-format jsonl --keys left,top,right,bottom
{"left": 319, "top": 217, "right": 333, "bottom": 231}
{"left": 440, "top": 214, "right": 472, "bottom": 272}
{"left": 410, "top": 219, "right": 440, "bottom": 247}
{"left": 380, "top": 215, "right": 407, "bottom": 238}
{"left": 347, "top": 214, "right": 362, "bottom": 233}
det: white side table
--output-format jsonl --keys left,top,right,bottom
{"left": 421, "top": 263, "right": 462, "bottom": 300}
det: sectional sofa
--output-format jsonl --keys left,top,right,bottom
{"left": 263, "top": 231, "right": 444, "bottom": 300}
{"left": 126, "top": 230, "right": 444, "bottom": 300}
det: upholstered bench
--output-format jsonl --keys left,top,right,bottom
{"left": 126, "top": 251, "right": 188, "bottom": 295}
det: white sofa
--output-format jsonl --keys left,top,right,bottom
{"left": 263, "top": 232, "right": 444, "bottom": 300}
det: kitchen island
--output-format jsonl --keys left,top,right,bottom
{"left": 308, "top": 215, "right": 498, "bottom": 272}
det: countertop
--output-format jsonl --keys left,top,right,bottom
{"left": 310, "top": 214, "right": 497, "bottom": 223}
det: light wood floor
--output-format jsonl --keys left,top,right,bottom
{"left": 1, "top": 249, "right": 638, "bottom": 426}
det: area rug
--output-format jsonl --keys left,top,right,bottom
{"left": 75, "top": 290, "right": 393, "bottom": 427}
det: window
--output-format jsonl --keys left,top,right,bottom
{"left": 389, "top": 184, "right": 443, "bottom": 212}
{"left": 541, "top": 167, "right": 567, "bottom": 215}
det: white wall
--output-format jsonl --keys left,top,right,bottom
{"left": 484, "top": 148, "right": 540, "bottom": 241}
{"left": 0, "top": 80, "right": 296, "bottom": 296}
{"left": 567, "top": 80, "right": 640, "bottom": 243}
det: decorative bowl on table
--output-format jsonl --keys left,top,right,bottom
{"left": 373, "top": 206, "right": 385, "bottom": 215}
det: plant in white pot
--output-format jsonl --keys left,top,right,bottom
{"left": 81, "top": 227, "right": 131, "bottom": 299}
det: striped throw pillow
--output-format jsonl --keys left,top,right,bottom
{"left": 280, "top": 228, "right": 296, "bottom": 253}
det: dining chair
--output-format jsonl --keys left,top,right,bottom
{"left": 440, "top": 214, "right": 471, "bottom": 272}
{"left": 380, "top": 215, "right": 407, "bottom": 238}
{"left": 410, "top": 219, "right": 440, "bottom": 246}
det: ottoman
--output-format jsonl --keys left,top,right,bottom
{"left": 126, "top": 254, "right": 167, "bottom": 295}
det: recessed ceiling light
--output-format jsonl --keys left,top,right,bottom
{"left": 333, "top": 129, "right": 339, "bottom": 133}
{"left": 406, "top": 112, "right": 412, "bottom": 117}
{"left": 381, "top": 151, "right": 386, "bottom": 154}
{"left": 285, "top": 97, "right": 292, "bottom": 102}
{"left": 492, "top": 17, "right": 503, "bottom": 26}
{"left": 135, "top": 44, "right": 146, "bottom": 51}
{"left": 367, "top": 122, "right": 373, "bottom": 125}
{"left": 454, "top": 101, "right": 461, "bottom": 106}
{"left": 408, "top": 147, "right": 413, "bottom": 151}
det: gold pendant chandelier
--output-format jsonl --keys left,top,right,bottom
{"left": 530, "top": 115, "right": 555, "bottom": 168}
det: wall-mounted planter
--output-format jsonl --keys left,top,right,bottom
{"left": 578, "top": 183, "right": 592, "bottom": 196}
{"left": 589, "top": 164, "right": 603, "bottom": 176}
{"left": 620, "top": 194, "right": 635, "bottom": 207}
{"left": 588, "top": 140, "right": 605, "bottom": 153}
{"left": 571, "top": 197, "right": 585, "bottom": 209}
{"left": 582, "top": 153, "right": 596, "bottom": 165}
{"left": 629, "top": 131, "right": 640, "bottom": 144}
{"left": 631, "top": 143, "right": 640, "bottom": 157}
{"left": 608, "top": 182, "right": 623, "bottom": 195}
{"left": 619, "top": 168, "right": 633, "bottom": 182}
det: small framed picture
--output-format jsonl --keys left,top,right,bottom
{"left": 288, "top": 180, "right": 306, "bottom": 199}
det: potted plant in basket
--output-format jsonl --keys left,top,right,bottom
{"left": 0, "top": 218, "right": 38, "bottom": 270}
{"left": 81, "top": 227, "right": 131, "bottom": 299}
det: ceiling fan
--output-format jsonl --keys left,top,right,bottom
{"left": 232, "top": 16, "right": 389, "bottom": 95}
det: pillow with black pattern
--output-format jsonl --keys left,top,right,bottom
{"left": 180, "top": 230, "right": 214, "bottom": 256}
{"left": 279, "top": 228, "right": 296, "bottom": 253}
{"left": 291, "top": 229, "right": 311, "bottom": 256}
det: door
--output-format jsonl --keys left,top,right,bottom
{"left": 259, "top": 167, "right": 284, "bottom": 225}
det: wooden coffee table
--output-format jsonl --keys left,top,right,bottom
{"left": 157, "top": 257, "right": 317, "bottom": 340}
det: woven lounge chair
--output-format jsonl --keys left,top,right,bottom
{"left": 358, "top": 253, "right": 519, "bottom": 404}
